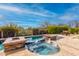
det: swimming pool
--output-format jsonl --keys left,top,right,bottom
{"left": 0, "top": 41, "right": 4, "bottom": 51}
{"left": 25, "top": 35, "right": 43, "bottom": 40}
{"left": 25, "top": 35, "right": 44, "bottom": 42}
{"left": 25, "top": 36, "right": 59, "bottom": 55}
{"left": 33, "top": 43, "right": 59, "bottom": 55}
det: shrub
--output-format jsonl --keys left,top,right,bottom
{"left": 1, "top": 24, "right": 19, "bottom": 38}
{"left": 69, "top": 28, "right": 79, "bottom": 34}
{"left": 47, "top": 25, "right": 69, "bottom": 34}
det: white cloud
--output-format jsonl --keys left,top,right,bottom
{"left": 25, "top": 10, "right": 56, "bottom": 17}
{"left": 59, "top": 14, "right": 79, "bottom": 20}
{"left": 0, "top": 15, "right": 3, "bottom": 18}
{"left": 27, "top": 4, "right": 57, "bottom": 17}
{"left": 0, "top": 5, "right": 23, "bottom": 13}
{"left": 0, "top": 4, "right": 57, "bottom": 18}
{"left": 59, "top": 5, "right": 79, "bottom": 21}
{"left": 0, "top": 15, "right": 4, "bottom": 19}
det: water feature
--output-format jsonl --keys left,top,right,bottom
{"left": 25, "top": 35, "right": 59, "bottom": 55}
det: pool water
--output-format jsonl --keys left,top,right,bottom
{"left": 0, "top": 41, "right": 4, "bottom": 51}
{"left": 25, "top": 36, "right": 59, "bottom": 55}
{"left": 31, "top": 36, "right": 42, "bottom": 40}
{"left": 26, "top": 35, "right": 43, "bottom": 40}
{"left": 26, "top": 35, "right": 44, "bottom": 42}
{"left": 33, "top": 43, "right": 59, "bottom": 55}
{"left": 0, "top": 44, "right": 4, "bottom": 50}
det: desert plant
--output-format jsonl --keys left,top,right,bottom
{"left": 47, "top": 25, "right": 69, "bottom": 34}
{"left": 1, "top": 24, "right": 20, "bottom": 38}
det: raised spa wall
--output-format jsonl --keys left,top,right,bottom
{"left": 3, "top": 37, "right": 26, "bottom": 52}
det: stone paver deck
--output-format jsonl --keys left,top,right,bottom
{"left": 0, "top": 48, "right": 37, "bottom": 56}
{"left": 53, "top": 35, "right": 79, "bottom": 56}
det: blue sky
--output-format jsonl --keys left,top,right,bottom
{"left": 0, "top": 3, "right": 79, "bottom": 28}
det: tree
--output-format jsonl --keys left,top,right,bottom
{"left": 40, "top": 20, "right": 51, "bottom": 28}
{"left": 69, "top": 28, "right": 79, "bottom": 34}
{"left": 47, "top": 25, "right": 69, "bottom": 34}
{"left": 1, "top": 23, "right": 20, "bottom": 38}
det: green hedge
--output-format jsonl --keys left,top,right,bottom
{"left": 47, "top": 26, "right": 69, "bottom": 34}
{"left": 69, "top": 28, "right": 79, "bottom": 34}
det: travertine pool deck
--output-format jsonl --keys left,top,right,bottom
{"left": 53, "top": 35, "right": 79, "bottom": 56}
{"left": 0, "top": 35, "right": 79, "bottom": 56}
{"left": 0, "top": 48, "right": 36, "bottom": 56}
